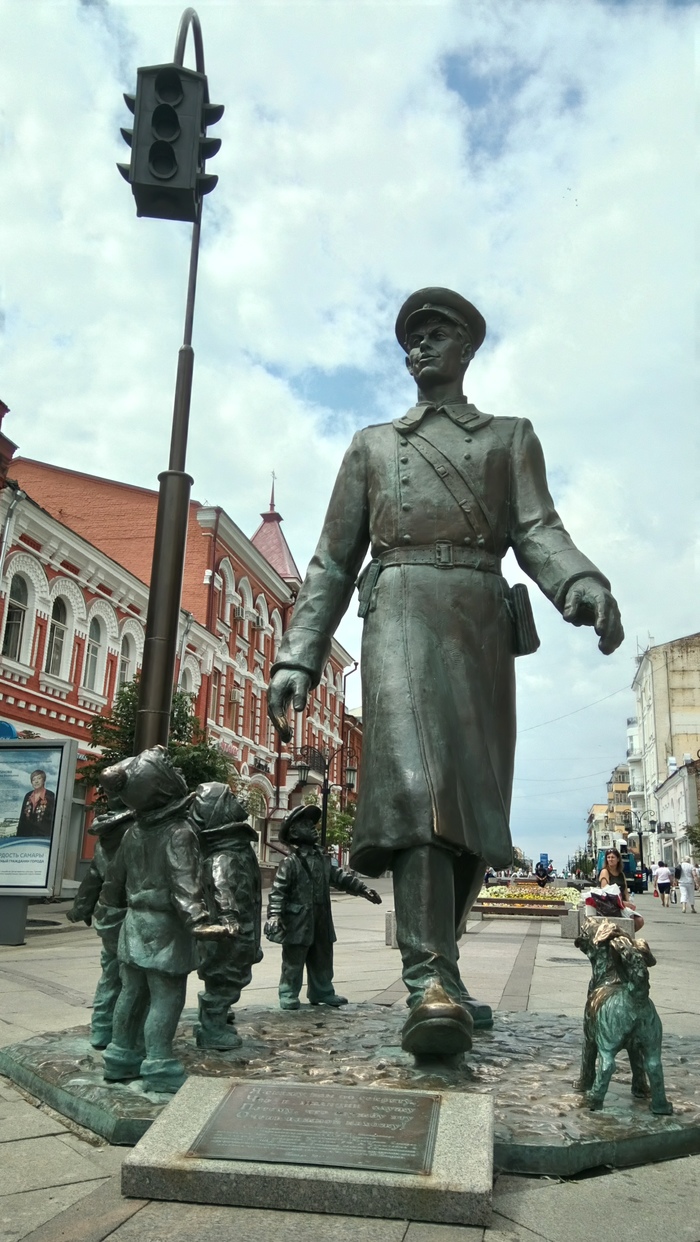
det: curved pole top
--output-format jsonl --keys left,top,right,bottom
{"left": 174, "top": 7, "right": 205, "bottom": 73}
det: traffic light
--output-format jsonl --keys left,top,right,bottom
{"left": 118, "top": 62, "right": 224, "bottom": 222}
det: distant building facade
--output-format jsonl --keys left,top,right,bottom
{"left": 0, "top": 405, "right": 361, "bottom": 882}
{"left": 653, "top": 758, "right": 700, "bottom": 864}
{"left": 586, "top": 802, "right": 609, "bottom": 860}
{"left": 631, "top": 634, "right": 700, "bottom": 866}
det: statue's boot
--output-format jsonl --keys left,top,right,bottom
{"left": 309, "top": 992, "right": 348, "bottom": 1007}
{"left": 140, "top": 1057, "right": 186, "bottom": 1094}
{"left": 90, "top": 1024, "right": 113, "bottom": 1050}
{"left": 458, "top": 986, "right": 493, "bottom": 1029}
{"left": 102, "top": 1043, "right": 143, "bottom": 1082}
{"left": 195, "top": 997, "right": 243, "bottom": 1050}
{"left": 279, "top": 996, "right": 301, "bottom": 1010}
{"left": 401, "top": 980, "right": 473, "bottom": 1057}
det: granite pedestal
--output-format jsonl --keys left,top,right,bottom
{"left": 121, "top": 1076, "right": 494, "bottom": 1226}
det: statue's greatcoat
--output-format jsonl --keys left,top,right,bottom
{"left": 273, "top": 400, "right": 609, "bottom": 876}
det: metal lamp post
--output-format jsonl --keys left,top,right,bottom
{"left": 629, "top": 808, "right": 658, "bottom": 882}
{"left": 292, "top": 744, "right": 358, "bottom": 850}
{"left": 117, "top": 8, "right": 224, "bottom": 753}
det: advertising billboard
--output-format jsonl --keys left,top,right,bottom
{"left": 0, "top": 738, "right": 78, "bottom": 897}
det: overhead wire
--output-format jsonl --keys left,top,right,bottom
{"left": 518, "top": 683, "right": 631, "bottom": 733}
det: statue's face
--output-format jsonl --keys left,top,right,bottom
{"left": 405, "top": 316, "right": 469, "bottom": 388}
{"left": 291, "top": 821, "right": 320, "bottom": 846}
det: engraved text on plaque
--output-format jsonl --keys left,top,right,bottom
{"left": 189, "top": 1082, "right": 441, "bottom": 1175}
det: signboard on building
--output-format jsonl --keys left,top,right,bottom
{"left": 539, "top": 853, "right": 549, "bottom": 866}
{"left": 0, "top": 738, "right": 78, "bottom": 897}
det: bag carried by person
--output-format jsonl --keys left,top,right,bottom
{"left": 585, "top": 886, "right": 625, "bottom": 917}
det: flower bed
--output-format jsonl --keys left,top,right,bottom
{"left": 479, "top": 884, "right": 583, "bottom": 907}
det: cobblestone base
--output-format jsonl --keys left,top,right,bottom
{"left": 2, "top": 1004, "right": 699, "bottom": 1174}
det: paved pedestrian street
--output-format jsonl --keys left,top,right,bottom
{"left": 1, "top": 884, "right": 699, "bottom": 1242}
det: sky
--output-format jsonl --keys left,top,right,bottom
{"left": 1, "top": 0, "right": 698, "bottom": 867}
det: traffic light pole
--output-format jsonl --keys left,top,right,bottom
{"left": 133, "top": 8, "right": 207, "bottom": 753}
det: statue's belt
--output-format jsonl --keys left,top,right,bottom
{"left": 357, "top": 543, "right": 501, "bottom": 618}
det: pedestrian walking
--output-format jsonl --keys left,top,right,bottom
{"left": 656, "top": 861, "right": 672, "bottom": 908}
{"left": 677, "top": 857, "right": 697, "bottom": 914}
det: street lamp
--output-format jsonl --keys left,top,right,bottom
{"left": 345, "top": 758, "right": 357, "bottom": 793}
{"left": 292, "top": 743, "right": 358, "bottom": 849}
{"left": 629, "top": 809, "right": 658, "bottom": 881}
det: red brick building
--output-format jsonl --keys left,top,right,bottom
{"left": 0, "top": 404, "right": 360, "bottom": 882}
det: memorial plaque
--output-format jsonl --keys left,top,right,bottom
{"left": 188, "top": 1082, "right": 441, "bottom": 1175}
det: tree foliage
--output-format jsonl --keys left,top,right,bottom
{"left": 79, "top": 674, "right": 234, "bottom": 798}
{"left": 570, "top": 847, "right": 595, "bottom": 877}
{"left": 685, "top": 823, "right": 700, "bottom": 859}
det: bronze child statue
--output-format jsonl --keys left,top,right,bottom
{"left": 190, "top": 781, "right": 263, "bottom": 1050}
{"left": 264, "top": 805, "right": 382, "bottom": 1010}
{"left": 66, "top": 796, "right": 133, "bottom": 1049}
{"left": 268, "top": 287, "right": 624, "bottom": 1058}
{"left": 574, "top": 917, "right": 672, "bottom": 1114}
{"left": 96, "top": 746, "right": 232, "bottom": 1094}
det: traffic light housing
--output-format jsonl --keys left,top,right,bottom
{"left": 118, "top": 62, "right": 224, "bottom": 222}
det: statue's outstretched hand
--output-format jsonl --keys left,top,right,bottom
{"left": 364, "top": 889, "right": 382, "bottom": 905}
{"left": 267, "top": 669, "right": 312, "bottom": 742}
{"left": 563, "top": 579, "right": 624, "bottom": 655}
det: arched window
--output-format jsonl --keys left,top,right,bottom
{"left": 83, "top": 617, "right": 102, "bottom": 692}
{"left": 45, "top": 598, "right": 68, "bottom": 677}
{"left": 118, "top": 634, "right": 133, "bottom": 690}
{"left": 2, "top": 575, "right": 28, "bottom": 662}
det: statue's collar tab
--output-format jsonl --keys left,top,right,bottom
{"left": 394, "top": 400, "right": 492, "bottom": 433}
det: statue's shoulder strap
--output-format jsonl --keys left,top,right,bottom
{"left": 408, "top": 426, "right": 497, "bottom": 540}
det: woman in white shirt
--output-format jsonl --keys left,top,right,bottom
{"left": 677, "top": 857, "right": 697, "bottom": 914}
{"left": 655, "top": 861, "right": 672, "bottom": 908}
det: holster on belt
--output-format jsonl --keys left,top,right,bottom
{"left": 357, "top": 559, "right": 382, "bottom": 618}
{"left": 508, "top": 583, "right": 541, "bottom": 656}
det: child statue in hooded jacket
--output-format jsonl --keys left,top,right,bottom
{"left": 66, "top": 795, "right": 133, "bottom": 1049}
{"left": 96, "top": 746, "right": 232, "bottom": 1094}
{"left": 190, "top": 781, "right": 263, "bottom": 1050}
{"left": 264, "top": 804, "right": 382, "bottom": 1010}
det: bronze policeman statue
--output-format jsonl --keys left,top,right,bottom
{"left": 268, "top": 288, "right": 623, "bottom": 1058}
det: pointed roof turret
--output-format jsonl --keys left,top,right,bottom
{"left": 251, "top": 476, "right": 302, "bottom": 588}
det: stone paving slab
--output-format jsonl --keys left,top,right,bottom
{"left": 0, "top": 1181, "right": 110, "bottom": 1242}
{"left": 0, "top": 1097, "right": 69, "bottom": 1142}
{"left": 18, "top": 1178, "right": 147, "bottom": 1242}
{"left": 107, "top": 1200, "right": 411, "bottom": 1241}
{"left": 404, "top": 1225, "right": 485, "bottom": 1240}
{"left": 493, "top": 1153, "right": 700, "bottom": 1242}
{"left": 0, "top": 1134, "right": 112, "bottom": 1197}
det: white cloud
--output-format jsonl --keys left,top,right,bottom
{"left": 0, "top": 0, "right": 697, "bottom": 864}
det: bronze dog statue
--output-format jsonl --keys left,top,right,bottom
{"left": 574, "top": 917, "right": 672, "bottom": 1114}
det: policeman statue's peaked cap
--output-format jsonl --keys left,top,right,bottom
{"left": 395, "top": 287, "right": 486, "bottom": 354}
